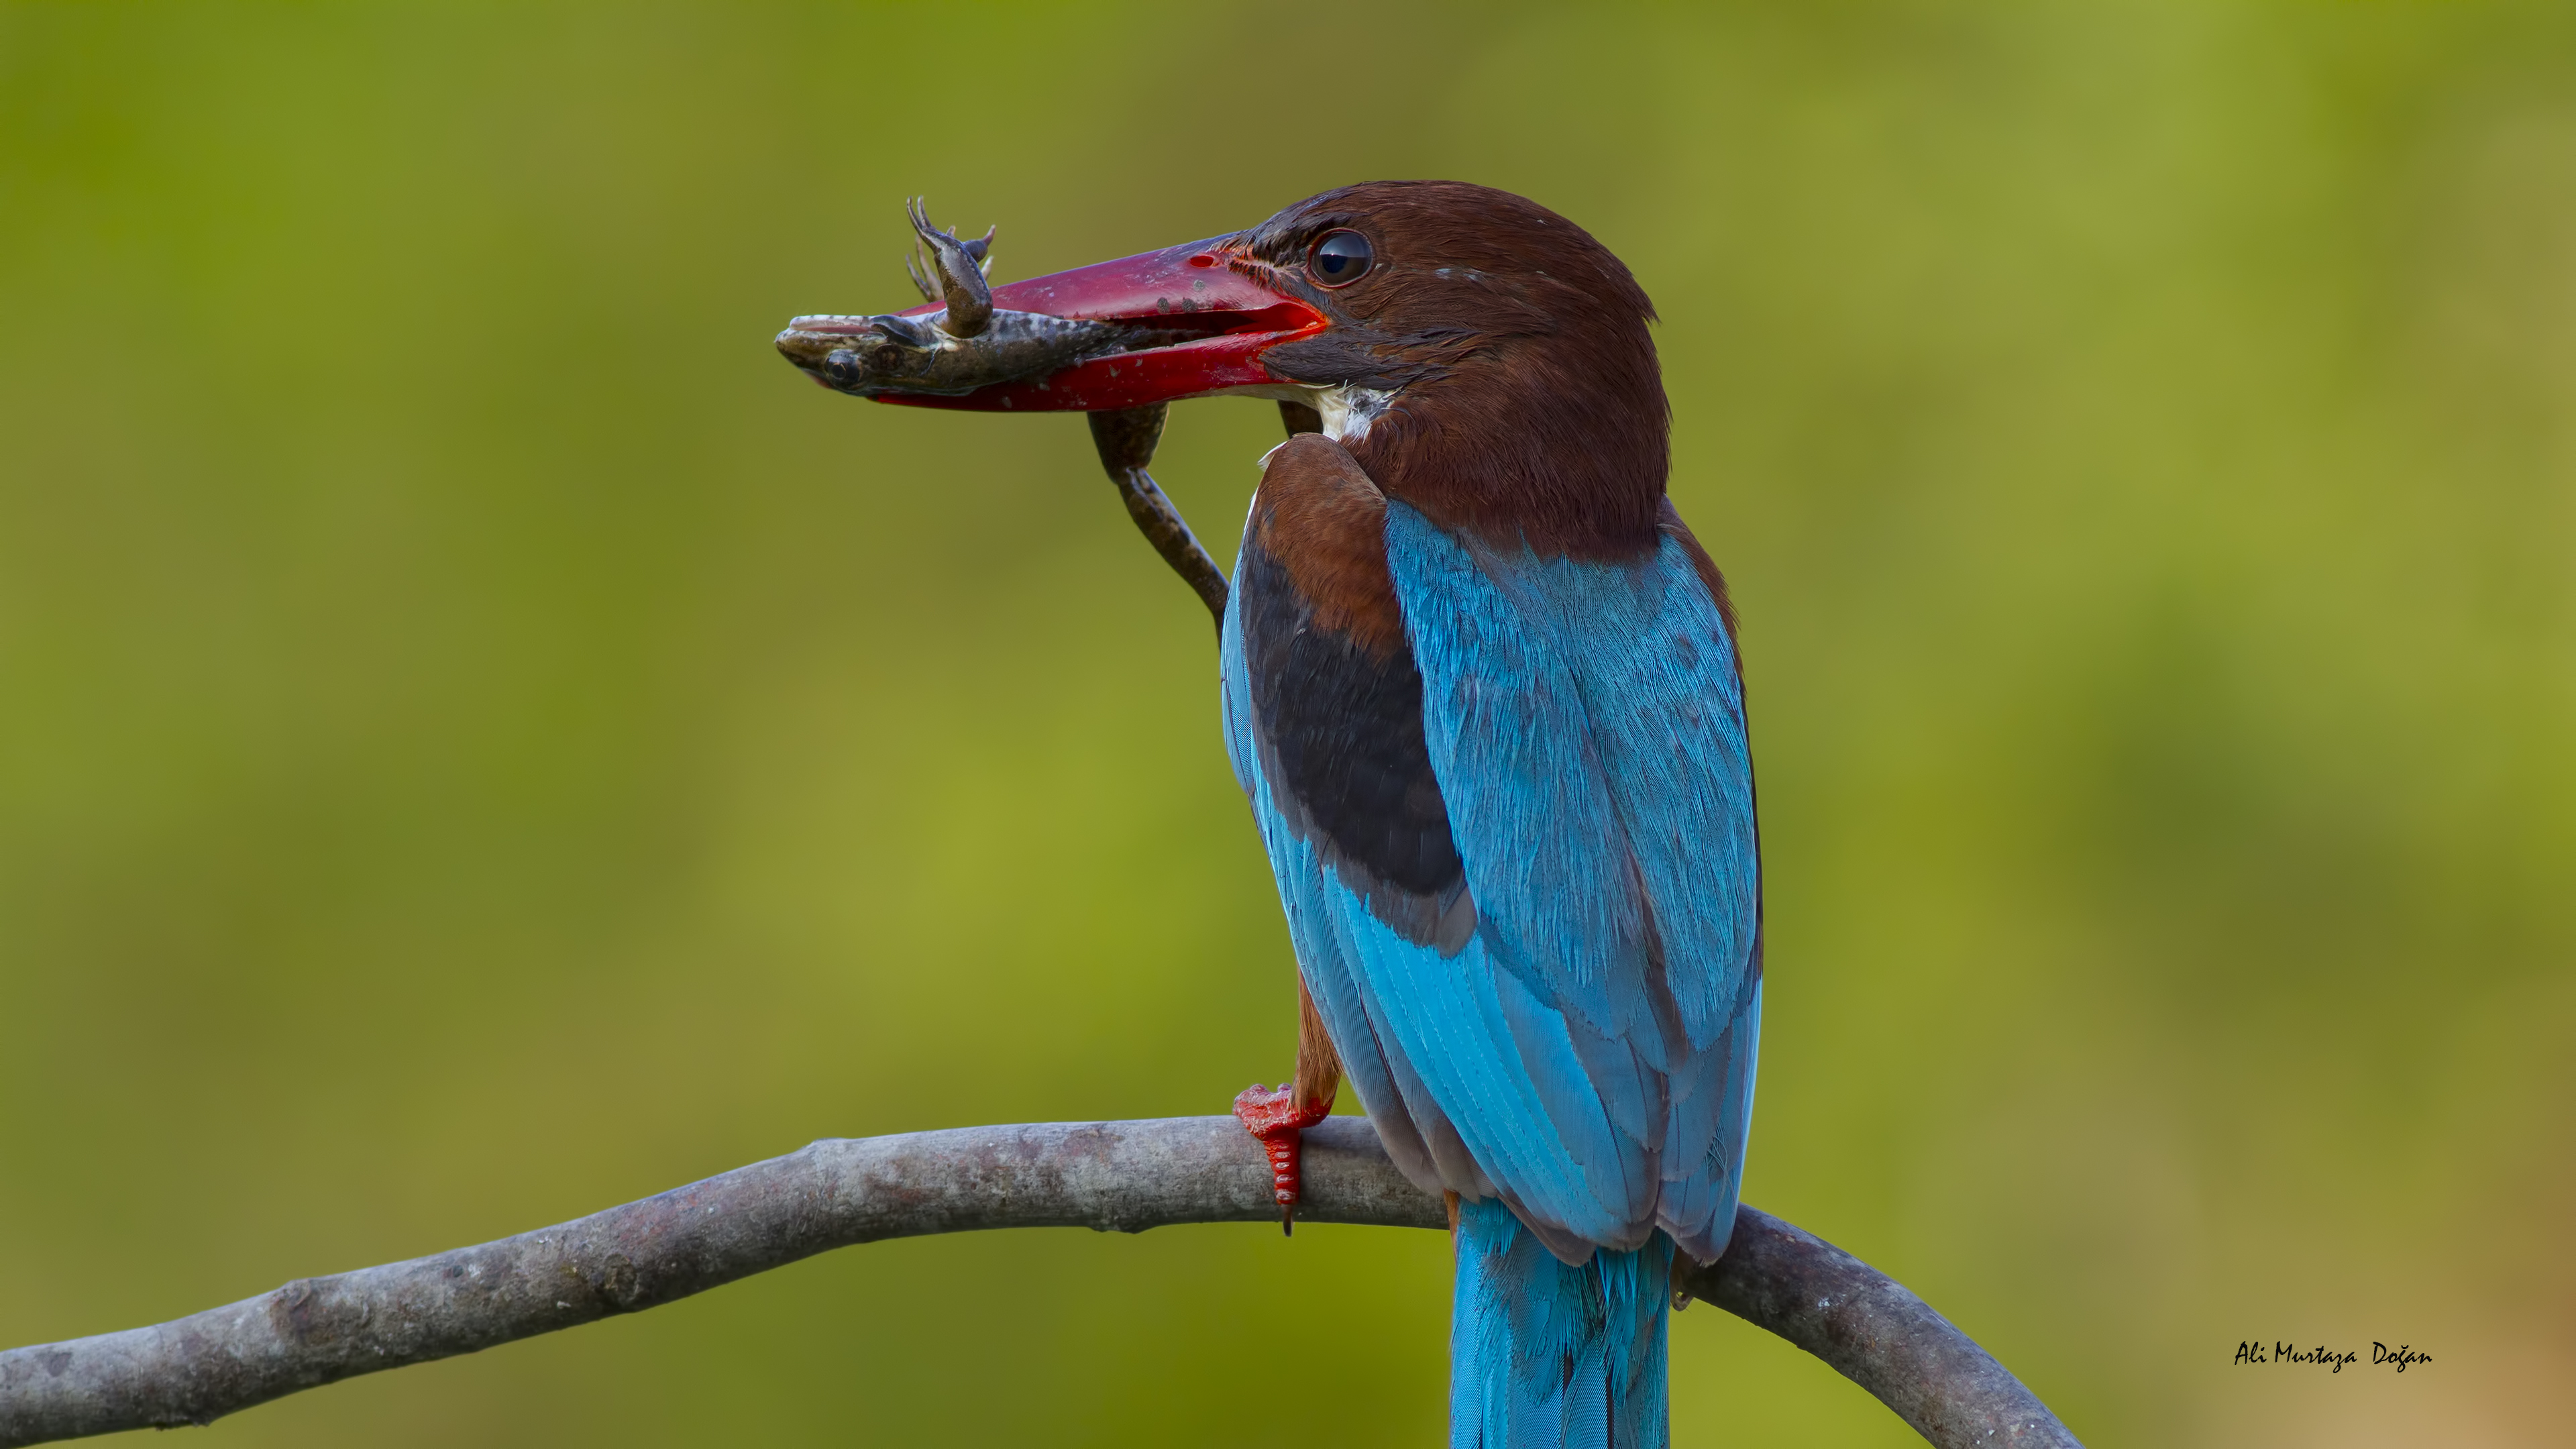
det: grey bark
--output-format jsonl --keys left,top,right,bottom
{"left": 1674, "top": 1204, "right": 2080, "bottom": 1446}
{"left": 0, "top": 1116, "right": 2078, "bottom": 1448}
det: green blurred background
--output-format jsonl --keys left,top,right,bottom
{"left": 3, "top": 1, "right": 2570, "bottom": 1444}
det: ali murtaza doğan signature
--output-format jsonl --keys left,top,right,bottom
{"left": 2233, "top": 1341, "right": 2430, "bottom": 1373}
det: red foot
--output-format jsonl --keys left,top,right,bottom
{"left": 1233, "top": 1083, "right": 1330, "bottom": 1232}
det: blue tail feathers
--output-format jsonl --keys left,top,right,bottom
{"left": 1450, "top": 1197, "right": 1673, "bottom": 1449}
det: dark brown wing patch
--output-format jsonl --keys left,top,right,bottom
{"left": 1240, "top": 435, "right": 1474, "bottom": 953}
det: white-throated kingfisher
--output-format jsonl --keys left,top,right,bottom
{"left": 786, "top": 181, "right": 1761, "bottom": 1449}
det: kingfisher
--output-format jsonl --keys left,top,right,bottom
{"left": 784, "top": 180, "right": 1761, "bottom": 1449}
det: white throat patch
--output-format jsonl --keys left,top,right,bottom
{"left": 1315, "top": 384, "right": 1396, "bottom": 444}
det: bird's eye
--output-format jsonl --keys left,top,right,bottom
{"left": 1309, "top": 229, "right": 1374, "bottom": 287}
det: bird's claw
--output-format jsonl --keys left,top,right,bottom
{"left": 905, "top": 197, "right": 996, "bottom": 339}
{"left": 1233, "top": 1083, "right": 1330, "bottom": 1234}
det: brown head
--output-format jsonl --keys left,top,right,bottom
{"left": 1234, "top": 182, "right": 1668, "bottom": 558}
{"left": 798, "top": 180, "right": 1670, "bottom": 559}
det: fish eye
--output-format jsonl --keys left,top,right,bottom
{"left": 1309, "top": 229, "right": 1374, "bottom": 287}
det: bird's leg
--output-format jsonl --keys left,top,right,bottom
{"left": 1234, "top": 977, "right": 1343, "bottom": 1233}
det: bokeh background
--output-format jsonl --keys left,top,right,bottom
{"left": 4, "top": 2, "right": 2571, "bottom": 1444}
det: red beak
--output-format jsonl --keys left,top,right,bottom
{"left": 864, "top": 237, "right": 1324, "bottom": 413}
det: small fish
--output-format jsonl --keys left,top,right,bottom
{"left": 775, "top": 307, "right": 1152, "bottom": 398}
{"left": 778, "top": 199, "right": 1170, "bottom": 397}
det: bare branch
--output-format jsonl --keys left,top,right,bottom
{"left": 0, "top": 1118, "right": 2078, "bottom": 1448}
{"left": 1675, "top": 1206, "right": 2080, "bottom": 1447}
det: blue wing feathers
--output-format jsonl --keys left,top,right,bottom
{"left": 1383, "top": 513, "right": 1643, "bottom": 1008}
{"left": 1379, "top": 503, "right": 1759, "bottom": 1246}
{"left": 1393, "top": 507, "right": 1757, "bottom": 1048}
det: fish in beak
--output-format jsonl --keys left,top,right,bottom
{"left": 775, "top": 201, "right": 1328, "bottom": 411}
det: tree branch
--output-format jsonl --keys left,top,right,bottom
{"left": 0, "top": 1117, "right": 2078, "bottom": 1448}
